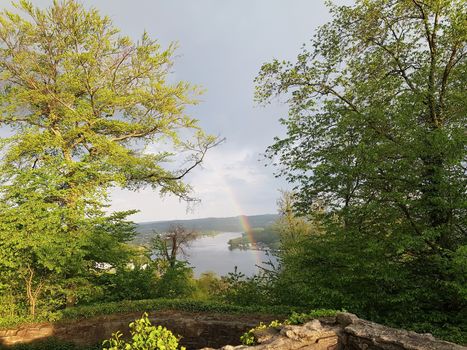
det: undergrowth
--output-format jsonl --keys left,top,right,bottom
{"left": 0, "top": 298, "right": 293, "bottom": 330}
{"left": 240, "top": 309, "right": 340, "bottom": 345}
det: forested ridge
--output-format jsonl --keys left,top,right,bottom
{"left": 134, "top": 214, "right": 278, "bottom": 245}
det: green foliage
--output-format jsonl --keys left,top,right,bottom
{"left": 270, "top": 197, "right": 467, "bottom": 343}
{"left": 429, "top": 325, "right": 466, "bottom": 346}
{"left": 0, "top": 293, "right": 21, "bottom": 319}
{"left": 0, "top": 206, "right": 139, "bottom": 317}
{"left": 0, "top": 0, "right": 217, "bottom": 318}
{"left": 0, "top": 316, "right": 33, "bottom": 330}
{"left": 240, "top": 309, "right": 339, "bottom": 346}
{"left": 240, "top": 322, "right": 267, "bottom": 346}
{"left": 102, "top": 313, "right": 185, "bottom": 350}
{"left": 256, "top": 0, "right": 466, "bottom": 343}
{"left": 285, "top": 310, "right": 338, "bottom": 325}
{"left": 192, "top": 272, "right": 228, "bottom": 300}
{"left": 240, "top": 320, "right": 282, "bottom": 346}
{"left": 85, "top": 211, "right": 140, "bottom": 269}
{"left": 96, "top": 265, "right": 157, "bottom": 303}
{"left": 221, "top": 267, "right": 274, "bottom": 306}
{"left": 239, "top": 331, "right": 256, "bottom": 346}
{"left": 153, "top": 261, "right": 196, "bottom": 299}
{"left": 228, "top": 227, "right": 280, "bottom": 250}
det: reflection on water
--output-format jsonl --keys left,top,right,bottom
{"left": 182, "top": 232, "right": 277, "bottom": 277}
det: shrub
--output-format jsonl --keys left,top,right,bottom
{"left": 240, "top": 309, "right": 339, "bottom": 346}
{"left": 285, "top": 309, "right": 339, "bottom": 325}
{"left": 102, "top": 313, "right": 185, "bottom": 350}
{"left": 153, "top": 261, "right": 195, "bottom": 299}
{"left": 193, "top": 272, "right": 228, "bottom": 300}
{"left": 97, "top": 265, "right": 157, "bottom": 302}
{"left": 222, "top": 268, "right": 274, "bottom": 306}
{"left": 240, "top": 320, "right": 282, "bottom": 346}
{"left": 0, "top": 293, "right": 20, "bottom": 318}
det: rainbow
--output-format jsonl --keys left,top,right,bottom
{"left": 238, "top": 214, "right": 264, "bottom": 267}
{"left": 223, "top": 184, "right": 263, "bottom": 267}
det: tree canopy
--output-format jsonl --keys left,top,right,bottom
{"left": 0, "top": 0, "right": 218, "bottom": 205}
{"left": 0, "top": 0, "right": 218, "bottom": 317}
{"left": 256, "top": 0, "right": 466, "bottom": 341}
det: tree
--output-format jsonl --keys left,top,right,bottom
{"left": 151, "top": 224, "right": 196, "bottom": 268}
{"left": 274, "top": 191, "right": 321, "bottom": 248}
{"left": 0, "top": 0, "right": 218, "bottom": 316}
{"left": 150, "top": 224, "right": 197, "bottom": 298}
{"left": 256, "top": 0, "right": 466, "bottom": 340}
{"left": 270, "top": 191, "right": 323, "bottom": 305}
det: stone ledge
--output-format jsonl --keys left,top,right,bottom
{"left": 341, "top": 313, "right": 465, "bottom": 350}
{"left": 0, "top": 310, "right": 277, "bottom": 349}
{"left": 1, "top": 312, "right": 465, "bottom": 350}
{"left": 202, "top": 313, "right": 466, "bottom": 350}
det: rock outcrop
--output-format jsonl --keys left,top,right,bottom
{"left": 202, "top": 313, "right": 466, "bottom": 350}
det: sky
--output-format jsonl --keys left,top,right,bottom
{"left": 0, "top": 0, "right": 353, "bottom": 222}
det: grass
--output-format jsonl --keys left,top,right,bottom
{"left": 58, "top": 298, "right": 293, "bottom": 321}
{"left": 0, "top": 298, "right": 295, "bottom": 330}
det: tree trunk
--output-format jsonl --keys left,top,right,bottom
{"left": 24, "top": 265, "right": 44, "bottom": 319}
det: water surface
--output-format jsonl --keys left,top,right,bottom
{"left": 183, "top": 232, "right": 277, "bottom": 277}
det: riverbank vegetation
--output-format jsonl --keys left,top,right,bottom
{"left": 227, "top": 227, "right": 280, "bottom": 250}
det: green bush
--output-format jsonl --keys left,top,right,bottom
{"left": 102, "top": 313, "right": 185, "bottom": 350}
{"left": 153, "top": 262, "right": 195, "bottom": 299}
{"left": 285, "top": 310, "right": 339, "bottom": 325}
{"left": 192, "top": 272, "right": 228, "bottom": 300}
{"left": 221, "top": 268, "right": 274, "bottom": 306}
{"left": 97, "top": 265, "right": 157, "bottom": 302}
{"left": 240, "top": 320, "right": 282, "bottom": 346}
{"left": 0, "top": 293, "right": 20, "bottom": 318}
{"left": 240, "top": 309, "right": 339, "bottom": 346}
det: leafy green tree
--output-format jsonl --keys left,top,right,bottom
{"left": 274, "top": 191, "right": 320, "bottom": 250}
{"left": 153, "top": 260, "right": 196, "bottom": 299}
{"left": 98, "top": 264, "right": 158, "bottom": 302}
{"left": 193, "top": 271, "right": 228, "bottom": 300}
{"left": 221, "top": 267, "right": 274, "bottom": 306}
{"left": 0, "top": 0, "right": 218, "bottom": 316}
{"left": 0, "top": 187, "right": 139, "bottom": 316}
{"left": 256, "top": 0, "right": 466, "bottom": 340}
{"left": 270, "top": 191, "right": 323, "bottom": 305}
{"left": 0, "top": 176, "right": 94, "bottom": 317}
{"left": 85, "top": 210, "right": 140, "bottom": 272}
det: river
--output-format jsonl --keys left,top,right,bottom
{"left": 181, "top": 232, "right": 277, "bottom": 277}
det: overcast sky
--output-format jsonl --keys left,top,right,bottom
{"left": 0, "top": 0, "right": 353, "bottom": 222}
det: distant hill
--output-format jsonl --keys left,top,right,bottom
{"left": 133, "top": 214, "right": 279, "bottom": 245}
